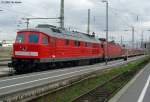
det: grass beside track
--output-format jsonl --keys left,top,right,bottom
{"left": 30, "top": 56, "right": 150, "bottom": 102}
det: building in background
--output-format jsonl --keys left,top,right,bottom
{"left": 0, "top": 40, "right": 14, "bottom": 47}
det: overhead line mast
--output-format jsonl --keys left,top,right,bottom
{"left": 22, "top": 0, "right": 65, "bottom": 29}
{"left": 22, "top": 17, "right": 60, "bottom": 29}
{"left": 60, "top": 0, "right": 64, "bottom": 29}
{"left": 87, "top": 9, "right": 91, "bottom": 34}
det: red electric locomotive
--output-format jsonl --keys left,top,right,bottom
{"left": 10, "top": 24, "right": 104, "bottom": 73}
{"left": 9, "top": 24, "right": 144, "bottom": 73}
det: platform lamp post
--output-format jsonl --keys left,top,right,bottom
{"left": 102, "top": 0, "right": 109, "bottom": 65}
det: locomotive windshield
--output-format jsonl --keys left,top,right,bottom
{"left": 16, "top": 34, "right": 24, "bottom": 43}
{"left": 29, "top": 34, "right": 39, "bottom": 43}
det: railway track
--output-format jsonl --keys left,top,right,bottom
{"left": 0, "top": 56, "right": 144, "bottom": 78}
{"left": 0, "top": 58, "right": 10, "bottom": 67}
{"left": 71, "top": 56, "right": 149, "bottom": 102}
{"left": 0, "top": 55, "right": 145, "bottom": 102}
{"left": 31, "top": 55, "right": 148, "bottom": 102}
{"left": 0, "top": 58, "right": 10, "bottom": 61}
{"left": 0, "top": 66, "right": 12, "bottom": 77}
{"left": 0, "top": 61, "right": 10, "bottom": 66}
{"left": 72, "top": 70, "right": 137, "bottom": 102}
{"left": 0, "top": 58, "right": 11, "bottom": 77}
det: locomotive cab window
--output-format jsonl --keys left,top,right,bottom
{"left": 29, "top": 34, "right": 39, "bottom": 43}
{"left": 42, "top": 36, "right": 49, "bottom": 45}
{"left": 16, "top": 34, "right": 24, "bottom": 43}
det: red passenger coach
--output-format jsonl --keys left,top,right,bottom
{"left": 107, "top": 42, "right": 123, "bottom": 59}
{"left": 11, "top": 24, "right": 104, "bottom": 73}
{"left": 99, "top": 39, "right": 123, "bottom": 60}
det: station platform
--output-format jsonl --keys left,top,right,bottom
{"left": 109, "top": 62, "right": 150, "bottom": 102}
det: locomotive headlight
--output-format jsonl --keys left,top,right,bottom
{"left": 52, "top": 55, "right": 56, "bottom": 58}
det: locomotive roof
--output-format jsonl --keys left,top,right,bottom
{"left": 18, "top": 24, "right": 101, "bottom": 43}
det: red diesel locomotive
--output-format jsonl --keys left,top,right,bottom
{"left": 9, "top": 24, "right": 144, "bottom": 73}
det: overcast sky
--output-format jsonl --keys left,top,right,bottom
{"left": 0, "top": 0, "right": 150, "bottom": 44}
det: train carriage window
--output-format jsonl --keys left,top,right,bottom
{"left": 101, "top": 44, "right": 104, "bottom": 48}
{"left": 75, "top": 41, "right": 80, "bottom": 47}
{"left": 50, "top": 37, "right": 56, "bottom": 46}
{"left": 85, "top": 42, "right": 88, "bottom": 47}
{"left": 78, "top": 41, "right": 80, "bottom": 46}
{"left": 88, "top": 43, "right": 92, "bottom": 47}
{"left": 42, "top": 36, "right": 49, "bottom": 45}
{"left": 16, "top": 34, "right": 24, "bottom": 43}
{"left": 29, "top": 34, "right": 39, "bottom": 43}
{"left": 65, "top": 39, "right": 69, "bottom": 46}
{"left": 75, "top": 41, "right": 77, "bottom": 46}
{"left": 85, "top": 42, "right": 92, "bottom": 47}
